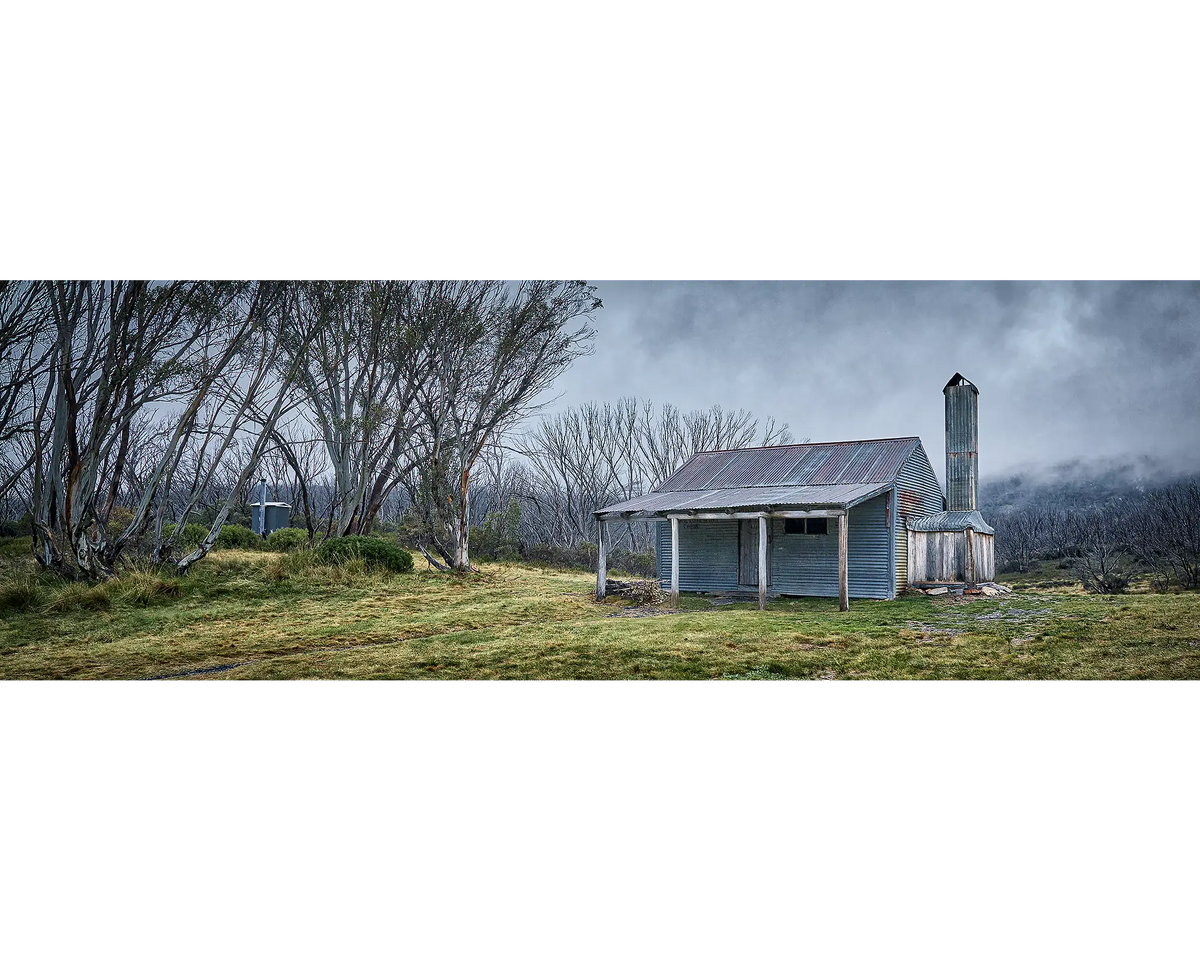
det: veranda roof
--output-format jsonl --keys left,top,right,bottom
{"left": 595, "top": 481, "right": 893, "bottom": 519}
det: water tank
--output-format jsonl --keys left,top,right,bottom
{"left": 251, "top": 501, "right": 292, "bottom": 536}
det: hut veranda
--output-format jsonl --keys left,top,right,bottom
{"left": 595, "top": 374, "right": 997, "bottom": 610}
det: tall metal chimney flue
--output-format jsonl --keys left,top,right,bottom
{"left": 944, "top": 373, "right": 978, "bottom": 511}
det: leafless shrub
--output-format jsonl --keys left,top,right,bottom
{"left": 1073, "top": 509, "right": 1133, "bottom": 593}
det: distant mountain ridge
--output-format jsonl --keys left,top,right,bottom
{"left": 980, "top": 455, "right": 1197, "bottom": 513}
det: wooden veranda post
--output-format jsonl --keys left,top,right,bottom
{"left": 596, "top": 518, "right": 606, "bottom": 600}
{"left": 838, "top": 511, "right": 849, "bottom": 612}
{"left": 670, "top": 517, "right": 680, "bottom": 607}
{"left": 758, "top": 514, "right": 768, "bottom": 611}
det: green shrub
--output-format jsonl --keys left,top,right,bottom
{"left": 471, "top": 500, "right": 523, "bottom": 562}
{"left": 216, "top": 523, "right": 260, "bottom": 550}
{"left": 315, "top": 535, "right": 413, "bottom": 573}
{"left": 266, "top": 527, "right": 309, "bottom": 552}
{"left": 518, "top": 542, "right": 656, "bottom": 578}
{"left": 162, "top": 522, "right": 209, "bottom": 548}
{"left": 106, "top": 505, "right": 134, "bottom": 537}
{"left": 0, "top": 512, "right": 34, "bottom": 538}
{"left": 0, "top": 536, "right": 29, "bottom": 560}
{"left": 609, "top": 548, "right": 657, "bottom": 579}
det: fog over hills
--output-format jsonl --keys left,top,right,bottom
{"left": 981, "top": 455, "right": 1197, "bottom": 514}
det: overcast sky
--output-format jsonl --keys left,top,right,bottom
{"left": 542, "top": 282, "right": 1200, "bottom": 486}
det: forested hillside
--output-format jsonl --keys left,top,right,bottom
{"left": 982, "top": 459, "right": 1200, "bottom": 592}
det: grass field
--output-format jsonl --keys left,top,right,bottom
{"left": 1, "top": 545, "right": 1198, "bottom": 679}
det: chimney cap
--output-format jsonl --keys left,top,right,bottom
{"left": 944, "top": 372, "right": 978, "bottom": 393}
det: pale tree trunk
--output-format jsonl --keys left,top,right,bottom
{"left": 454, "top": 467, "right": 470, "bottom": 570}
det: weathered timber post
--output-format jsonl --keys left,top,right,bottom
{"left": 670, "top": 517, "right": 680, "bottom": 607}
{"left": 965, "top": 527, "right": 976, "bottom": 587}
{"left": 758, "top": 514, "right": 768, "bottom": 611}
{"left": 596, "top": 518, "right": 607, "bottom": 600}
{"left": 838, "top": 511, "right": 849, "bottom": 612}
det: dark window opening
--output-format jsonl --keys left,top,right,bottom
{"left": 785, "top": 518, "right": 828, "bottom": 535}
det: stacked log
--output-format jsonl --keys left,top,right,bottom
{"left": 602, "top": 579, "right": 664, "bottom": 605}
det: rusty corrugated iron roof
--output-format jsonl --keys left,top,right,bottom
{"left": 657, "top": 437, "right": 921, "bottom": 491}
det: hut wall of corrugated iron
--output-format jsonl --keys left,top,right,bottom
{"left": 945, "top": 382, "right": 978, "bottom": 511}
{"left": 656, "top": 520, "right": 741, "bottom": 591}
{"left": 656, "top": 495, "right": 893, "bottom": 599}
{"left": 895, "top": 445, "right": 945, "bottom": 593}
{"left": 907, "top": 531, "right": 996, "bottom": 582}
{"left": 770, "top": 494, "right": 893, "bottom": 599}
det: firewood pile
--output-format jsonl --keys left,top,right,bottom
{"left": 603, "top": 579, "right": 665, "bottom": 605}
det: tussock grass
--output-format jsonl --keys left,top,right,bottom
{"left": 0, "top": 548, "right": 1198, "bottom": 680}
{"left": 46, "top": 581, "right": 113, "bottom": 612}
{"left": 0, "top": 572, "right": 46, "bottom": 614}
{"left": 116, "top": 571, "right": 184, "bottom": 606}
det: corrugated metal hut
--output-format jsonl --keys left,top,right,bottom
{"left": 594, "top": 373, "right": 999, "bottom": 610}
{"left": 594, "top": 436, "right": 945, "bottom": 610}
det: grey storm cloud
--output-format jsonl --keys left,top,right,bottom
{"left": 542, "top": 281, "right": 1200, "bottom": 486}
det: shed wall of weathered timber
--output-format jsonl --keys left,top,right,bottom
{"left": 976, "top": 533, "right": 995, "bottom": 581}
{"left": 908, "top": 530, "right": 995, "bottom": 582}
{"left": 655, "top": 493, "right": 893, "bottom": 599}
{"left": 894, "top": 443, "right": 945, "bottom": 594}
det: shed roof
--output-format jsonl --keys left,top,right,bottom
{"left": 907, "top": 510, "right": 995, "bottom": 535}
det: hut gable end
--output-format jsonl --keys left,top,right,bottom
{"left": 893, "top": 442, "right": 946, "bottom": 594}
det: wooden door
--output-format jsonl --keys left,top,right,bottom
{"left": 739, "top": 520, "right": 758, "bottom": 586}
{"left": 739, "top": 519, "right": 772, "bottom": 587}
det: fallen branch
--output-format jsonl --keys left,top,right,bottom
{"left": 419, "top": 544, "right": 453, "bottom": 572}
